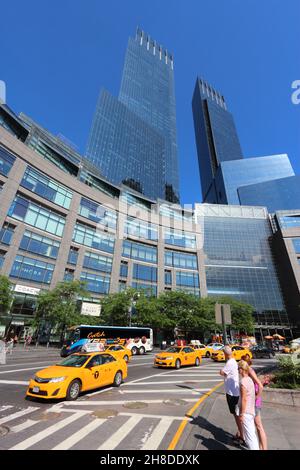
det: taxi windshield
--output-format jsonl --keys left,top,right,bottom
{"left": 166, "top": 347, "right": 182, "bottom": 353}
{"left": 57, "top": 355, "right": 89, "bottom": 368}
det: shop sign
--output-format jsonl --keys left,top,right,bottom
{"left": 81, "top": 302, "right": 101, "bottom": 317}
{"left": 14, "top": 285, "right": 41, "bottom": 296}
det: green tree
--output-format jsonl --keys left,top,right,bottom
{"left": 0, "top": 275, "right": 13, "bottom": 316}
{"left": 100, "top": 288, "right": 137, "bottom": 326}
{"left": 35, "top": 280, "right": 91, "bottom": 344}
{"left": 156, "top": 291, "right": 201, "bottom": 333}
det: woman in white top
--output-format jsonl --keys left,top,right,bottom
{"left": 237, "top": 360, "right": 260, "bottom": 450}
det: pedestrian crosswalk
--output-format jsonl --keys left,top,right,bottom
{"left": 0, "top": 359, "right": 266, "bottom": 450}
{"left": 0, "top": 404, "right": 188, "bottom": 450}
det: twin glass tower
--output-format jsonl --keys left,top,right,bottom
{"left": 86, "top": 28, "right": 180, "bottom": 204}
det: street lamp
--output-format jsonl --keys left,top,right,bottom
{"left": 128, "top": 292, "right": 140, "bottom": 327}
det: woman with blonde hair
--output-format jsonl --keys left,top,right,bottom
{"left": 241, "top": 355, "right": 267, "bottom": 450}
{"left": 237, "top": 360, "right": 260, "bottom": 450}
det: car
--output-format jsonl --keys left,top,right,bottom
{"left": 205, "top": 343, "right": 224, "bottom": 357}
{"left": 187, "top": 343, "right": 210, "bottom": 357}
{"left": 251, "top": 345, "right": 275, "bottom": 359}
{"left": 211, "top": 345, "right": 253, "bottom": 362}
{"left": 154, "top": 346, "right": 202, "bottom": 369}
{"left": 26, "top": 352, "right": 128, "bottom": 401}
{"left": 105, "top": 344, "right": 132, "bottom": 362}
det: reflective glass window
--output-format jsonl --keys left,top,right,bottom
{"left": 19, "top": 230, "right": 60, "bottom": 259}
{"left": 68, "top": 247, "right": 79, "bottom": 265}
{"left": 21, "top": 166, "right": 72, "bottom": 209}
{"left": 0, "top": 223, "right": 15, "bottom": 245}
{"left": 79, "top": 197, "right": 117, "bottom": 230}
{"left": 83, "top": 252, "right": 113, "bottom": 273}
{"left": 10, "top": 255, "right": 54, "bottom": 284}
{"left": 80, "top": 271, "right": 110, "bottom": 294}
{"left": 133, "top": 263, "right": 157, "bottom": 282}
{"left": 164, "top": 229, "right": 196, "bottom": 249}
{"left": 8, "top": 195, "right": 65, "bottom": 237}
{"left": 0, "top": 145, "right": 15, "bottom": 176}
{"left": 164, "top": 249, "right": 198, "bottom": 270}
{"left": 122, "top": 240, "right": 157, "bottom": 263}
{"left": 73, "top": 222, "right": 115, "bottom": 254}
{"left": 124, "top": 217, "right": 158, "bottom": 241}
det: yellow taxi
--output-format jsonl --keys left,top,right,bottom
{"left": 154, "top": 346, "right": 202, "bottom": 369}
{"left": 188, "top": 343, "right": 210, "bottom": 358}
{"left": 105, "top": 344, "right": 132, "bottom": 362}
{"left": 26, "top": 352, "right": 127, "bottom": 401}
{"left": 205, "top": 342, "right": 224, "bottom": 357}
{"left": 211, "top": 345, "right": 252, "bottom": 362}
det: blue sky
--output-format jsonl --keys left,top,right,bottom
{"left": 1, "top": 0, "right": 299, "bottom": 205}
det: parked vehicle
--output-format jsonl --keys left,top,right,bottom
{"left": 251, "top": 345, "right": 275, "bottom": 359}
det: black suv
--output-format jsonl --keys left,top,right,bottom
{"left": 252, "top": 345, "right": 275, "bottom": 359}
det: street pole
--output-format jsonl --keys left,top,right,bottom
{"left": 221, "top": 304, "right": 227, "bottom": 345}
{"left": 129, "top": 300, "right": 132, "bottom": 328}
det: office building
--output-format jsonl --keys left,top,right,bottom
{"left": 86, "top": 28, "right": 180, "bottom": 203}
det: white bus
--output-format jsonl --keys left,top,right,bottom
{"left": 61, "top": 325, "right": 153, "bottom": 357}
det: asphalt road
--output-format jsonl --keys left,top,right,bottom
{"left": 0, "top": 347, "right": 276, "bottom": 450}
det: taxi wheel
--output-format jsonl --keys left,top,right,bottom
{"left": 175, "top": 359, "right": 181, "bottom": 369}
{"left": 139, "top": 346, "right": 145, "bottom": 355}
{"left": 113, "top": 371, "right": 123, "bottom": 387}
{"left": 131, "top": 347, "right": 138, "bottom": 356}
{"left": 205, "top": 352, "right": 210, "bottom": 358}
{"left": 66, "top": 379, "right": 81, "bottom": 401}
{"left": 195, "top": 357, "right": 200, "bottom": 367}
{"left": 124, "top": 355, "right": 129, "bottom": 362}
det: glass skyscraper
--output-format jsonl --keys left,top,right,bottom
{"left": 192, "top": 77, "right": 243, "bottom": 203}
{"left": 86, "top": 28, "right": 180, "bottom": 203}
{"left": 192, "top": 77, "right": 300, "bottom": 213}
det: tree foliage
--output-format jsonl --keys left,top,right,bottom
{"left": 0, "top": 275, "right": 13, "bottom": 315}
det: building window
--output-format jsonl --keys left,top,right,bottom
{"left": 80, "top": 170, "right": 119, "bottom": 199}
{"left": 124, "top": 217, "right": 158, "bottom": 241}
{"left": 0, "top": 249, "right": 6, "bottom": 269}
{"left": 165, "top": 249, "right": 198, "bottom": 270}
{"left": 164, "top": 229, "right": 196, "bottom": 249}
{"left": 79, "top": 197, "right": 117, "bottom": 230}
{"left": 19, "top": 230, "right": 60, "bottom": 259}
{"left": 10, "top": 255, "right": 54, "bottom": 284}
{"left": 83, "top": 252, "right": 113, "bottom": 273}
{"left": 279, "top": 215, "right": 300, "bottom": 229}
{"left": 0, "top": 222, "right": 15, "bottom": 245}
{"left": 119, "top": 280, "right": 127, "bottom": 292}
{"left": 165, "top": 270, "right": 172, "bottom": 285}
{"left": 176, "top": 271, "right": 200, "bottom": 288}
{"left": 68, "top": 247, "right": 79, "bottom": 265}
{"left": 64, "top": 268, "right": 75, "bottom": 281}
{"left": 8, "top": 195, "right": 66, "bottom": 237}
{"left": 0, "top": 145, "right": 16, "bottom": 176}
{"left": 122, "top": 240, "right": 157, "bottom": 263}
{"left": 80, "top": 271, "right": 110, "bottom": 294}
{"left": 21, "top": 166, "right": 73, "bottom": 209}
{"left": 120, "top": 260, "right": 128, "bottom": 278}
{"left": 291, "top": 238, "right": 300, "bottom": 254}
{"left": 133, "top": 263, "right": 157, "bottom": 283}
{"left": 73, "top": 222, "right": 115, "bottom": 254}
{"left": 10, "top": 293, "right": 37, "bottom": 317}
{"left": 131, "top": 282, "right": 157, "bottom": 296}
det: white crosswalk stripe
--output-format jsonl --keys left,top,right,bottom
{"left": 10, "top": 419, "right": 38, "bottom": 433}
{"left": 0, "top": 407, "right": 39, "bottom": 425}
{"left": 98, "top": 415, "right": 143, "bottom": 450}
{"left": 52, "top": 417, "right": 106, "bottom": 450}
{"left": 141, "top": 417, "right": 173, "bottom": 450}
{"left": 9, "top": 412, "right": 84, "bottom": 450}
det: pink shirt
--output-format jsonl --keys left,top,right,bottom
{"left": 239, "top": 376, "right": 256, "bottom": 416}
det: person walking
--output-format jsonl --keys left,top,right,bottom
{"left": 241, "top": 355, "right": 268, "bottom": 450}
{"left": 220, "top": 345, "right": 244, "bottom": 446}
{"left": 0, "top": 336, "right": 6, "bottom": 364}
{"left": 6, "top": 337, "right": 14, "bottom": 355}
{"left": 237, "top": 360, "right": 260, "bottom": 450}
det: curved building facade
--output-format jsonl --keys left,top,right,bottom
{"left": 0, "top": 105, "right": 292, "bottom": 339}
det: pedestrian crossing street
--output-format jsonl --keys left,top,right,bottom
{"left": 0, "top": 361, "right": 265, "bottom": 450}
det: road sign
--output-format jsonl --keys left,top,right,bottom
{"left": 215, "top": 304, "right": 232, "bottom": 325}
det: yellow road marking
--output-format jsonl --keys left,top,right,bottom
{"left": 168, "top": 381, "right": 223, "bottom": 450}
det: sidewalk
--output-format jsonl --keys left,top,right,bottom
{"left": 4, "top": 344, "right": 61, "bottom": 361}
{"left": 180, "top": 387, "right": 300, "bottom": 450}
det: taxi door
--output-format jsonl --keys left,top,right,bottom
{"left": 82, "top": 354, "right": 112, "bottom": 391}
{"left": 182, "top": 347, "right": 195, "bottom": 365}
{"left": 108, "top": 345, "right": 123, "bottom": 360}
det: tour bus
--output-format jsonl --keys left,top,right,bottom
{"left": 60, "top": 325, "right": 153, "bottom": 357}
